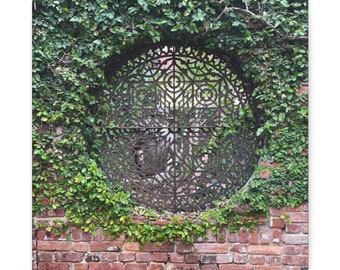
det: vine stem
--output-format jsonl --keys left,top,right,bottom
{"left": 215, "top": 6, "right": 308, "bottom": 42}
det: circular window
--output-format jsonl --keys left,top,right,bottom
{"left": 100, "top": 45, "right": 264, "bottom": 212}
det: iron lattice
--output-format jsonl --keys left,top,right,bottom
{"left": 100, "top": 45, "right": 263, "bottom": 212}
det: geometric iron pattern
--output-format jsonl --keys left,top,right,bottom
{"left": 100, "top": 45, "right": 264, "bottom": 212}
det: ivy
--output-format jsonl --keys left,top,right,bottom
{"left": 32, "top": 0, "right": 308, "bottom": 244}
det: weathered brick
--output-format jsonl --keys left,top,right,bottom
{"left": 59, "top": 252, "right": 83, "bottom": 262}
{"left": 201, "top": 264, "right": 218, "bottom": 270}
{"left": 284, "top": 245, "right": 301, "bottom": 255}
{"left": 259, "top": 227, "right": 271, "bottom": 244}
{"left": 285, "top": 224, "right": 302, "bottom": 234}
{"left": 288, "top": 212, "right": 308, "bottom": 223}
{"left": 124, "top": 263, "right": 148, "bottom": 270}
{"left": 123, "top": 242, "right": 140, "bottom": 251}
{"left": 282, "top": 234, "right": 308, "bottom": 245}
{"left": 219, "top": 264, "right": 253, "bottom": 270}
{"left": 103, "top": 262, "right": 123, "bottom": 270}
{"left": 90, "top": 242, "right": 122, "bottom": 252}
{"left": 266, "top": 255, "right": 281, "bottom": 265}
{"left": 101, "top": 252, "right": 119, "bottom": 262}
{"left": 239, "top": 229, "right": 249, "bottom": 243}
{"left": 270, "top": 217, "right": 285, "bottom": 228}
{"left": 303, "top": 224, "right": 308, "bottom": 234}
{"left": 37, "top": 251, "right": 53, "bottom": 262}
{"left": 272, "top": 229, "right": 282, "bottom": 243}
{"left": 142, "top": 242, "right": 174, "bottom": 252}
{"left": 89, "top": 262, "right": 100, "bottom": 270}
{"left": 301, "top": 245, "right": 308, "bottom": 255}
{"left": 205, "top": 229, "right": 217, "bottom": 242}
{"left": 200, "top": 255, "right": 217, "bottom": 264}
{"left": 73, "top": 263, "right": 88, "bottom": 270}
{"left": 227, "top": 232, "right": 239, "bottom": 243}
{"left": 216, "top": 254, "right": 233, "bottom": 264}
{"left": 85, "top": 253, "right": 101, "bottom": 262}
{"left": 72, "top": 242, "right": 89, "bottom": 252}
{"left": 118, "top": 252, "right": 135, "bottom": 262}
{"left": 152, "top": 252, "right": 168, "bottom": 262}
{"left": 193, "top": 243, "right": 228, "bottom": 253}
{"left": 176, "top": 243, "right": 193, "bottom": 253}
{"left": 249, "top": 245, "right": 283, "bottom": 255}
{"left": 282, "top": 255, "right": 308, "bottom": 266}
{"left": 269, "top": 207, "right": 287, "bottom": 216}
{"left": 38, "top": 262, "right": 70, "bottom": 270}
{"left": 37, "top": 240, "right": 71, "bottom": 251}
{"left": 249, "top": 255, "right": 265, "bottom": 265}
{"left": 71, "top": 228, "right": 82, "bottom": 241}
{"left": 82, "top": 231, "right": 93, "bottom": 241}
{"left": 150, "top": 263, "right": 166, "bottom": 270}
{"left": 184, "top": 254, "right": 200, "bottom": 263}
{"left": 136, "top": 252, "right": 152, "bottom": 262}
{"left": 255, "top": 266, "right": 281, "bottom": 270}
{"left": 249, "top": 229, "right": 259, "bottom": 244}
{"left": 93, "top": 229, "right": 104, "bottom": 241}
{"left": 230, "top": 244, "right": 247, "bottom": 253}
{"left": 169, "top": 253, "right": 184, "bottom": 263}
{"left": 233, "top": 254, "right": 248, "bottom": 264}
{"left": 167, "top": 263, "right": 200, "bottom": 270}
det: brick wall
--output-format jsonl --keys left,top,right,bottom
{"left": 32, "top": 203, "right": 308, "bottom": 270}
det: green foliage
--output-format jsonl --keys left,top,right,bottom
{"left": 32, "top": 0, "right": 308, "bottom": 243}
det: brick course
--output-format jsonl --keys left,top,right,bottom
{"left": 33, "top": 203, "right": 308, "bottom": 269}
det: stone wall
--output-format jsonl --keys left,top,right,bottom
{"left": 32, "top": 202, "right": 308, "bottom": 269}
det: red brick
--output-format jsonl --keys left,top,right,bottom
{"left": 230, "top": 244, "right": 247, "bottom": 253}
{"left": 142, "top": 242, "right": 174, "bottom": 252}
{"left": 37, "top": 251, "right": 53, "bottom": 262}
{"left": 73, "top": 242, "right": 89, "bottom": 252}
{"left": 284, "top": 245, "right": 301, "bottom": 255}
{"left": 233, "top": 253, "right": 248, "bottom": 264}
{"left": 124, "top": 263, "right": 148, "bottom": 270}
{"left": 100, "top": 252, "right": 119, "bottom": 262}
{"left": 193, "top": 243, "right": 228, "bottom": 253}
{"left": 184, "top": 254, "right": 200, "bottom": 263}
{"left": 85, "top": 253, "right": 100, "bottom": 262}
{"left": 288, "top": 212, "right": 308, "bottom": 223}
{"left": 287, "top": 205, "right": 304, "bottom": 212}
{"left": 227, "top": 232, "right": 239, "bottom": 242}
{"left": 249, "top": 245, "right": 283, "bottom": 255}
{"left": 169, "top": 253, "right": 184, "bottom": 263}
{"left": 152, "top": 252, "right": 168, "bottom": 262}
{"left": 216, "top": 254, "right": 233, "bottom": 264}
{"left": 266, "top": 256, "right": 281, "bottom": 265}
{"left": 270, "top": 217, "right": 285, "bottom": 228}
{"left": 82, "top": 231, "right": 93, "bottom": 241}
{"left": 205, "top": 229, "right": 217, "bottom": 242}
{"left": 239, "top": 229, "right": 249, "bottom": 243}
{"left": 57, "top": 252, "right": 83, "bottom": 262}
{"left": 90, "top": 242, "right": 122, "bottom": 252}
{"left": 270, "top": 207, "right": 287, "bottom": 216}
{"left": 176, "top": 243, "right": 193, "bottom": 253}
{"left": 37, "top": 241, "right": 71, "bottom": 251}
{"left": 167, "top": 263, "right": 200, "bottom": 270}
{"left": 250, "top": 255, "right": 265, "bottom": 265}
{"left": 73, "top": 263, "right": 88, "bottom": 270}
{"left": 219, "top": 264, "right": 253, "bottom": 270}
{"left": 285, "top": 224, "right": 302, "bottom": 233}
{"left": 123, "top": 242, "right": 140, "bottom": 251}
{"left": 37, "top": 230, "right": 47, "bottom": 240}
{"left": 118, "top": 252, "right": 135, "bottom": 262}
{"left": 150, "top": 263, "right": 166, "bottom": 270}
{"left": 103, "top": 262, "right": 123, "bottom": 270}
{"left": 249, "top": 229, "right": 259, "bottom": 244}
{"left": 38, "top": 262, "right": 70, "bottom": 270}
{"left": 301, "top": 245, "right": 308, "bottom": 255}
{"left": 282, "top": 234, "right": 308, "bottom": 244}
{"left": 200, "top": 255, "right": 217, "bottom": 264}
{"left": 259, "top": 227, "right": 271, "bottom": 244}
{"left": 89, "top": 262, "right": 100, "bottom": 270}
{"left": 255, "top": 266, "right": 281, "bottom": 270}
{"left": 282, "top": 255, "right": 308, "bottom": 266}
{"left": 93, "top": 229, "right": 104, "bottom": 241}
{"left": 136, "top": 252, "right": 152, "bottom": 262}
{"left": 303, "top": 224, "right": 308, "bottom": 234}
{"left": 72, "top": 228, "right": 82, "bottom": 241}
{"left": 272, "top": 228, "right": 282, "bottom": 243}
{"left": 201, "top": 264, "right": 218, "bottom": 270}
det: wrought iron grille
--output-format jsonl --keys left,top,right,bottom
{"left": 100, "top": 45, "right": 263, "bottom": 212}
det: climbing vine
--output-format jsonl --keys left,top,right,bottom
{"left": 32, "top": 0, "right": 308, "bottom": 244}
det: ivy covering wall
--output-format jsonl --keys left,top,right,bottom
{"left": 32, "top": 0, "right": 308, "bottom": 244}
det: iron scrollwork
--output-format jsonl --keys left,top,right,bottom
{"left": 100, "top": 45, "right": 263, "bottom": 212}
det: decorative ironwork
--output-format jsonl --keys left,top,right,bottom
{"left": 100, "top": 45, "right": 263, "bottom": 212}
